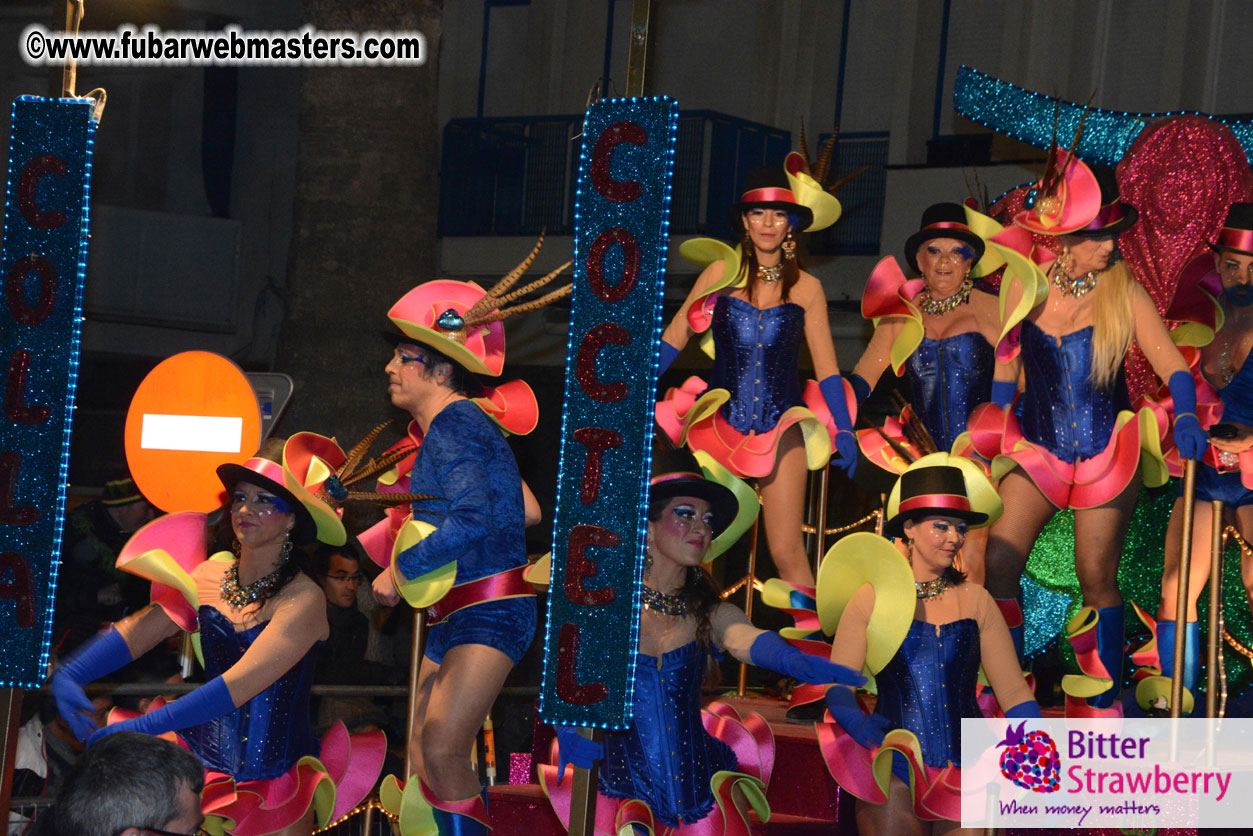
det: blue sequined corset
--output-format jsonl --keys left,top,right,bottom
{"left": 1015, "top": 321, "right": 1130, "bottom": 463}
{"left": 1219, "top": 357, "right": 1253, "bottom": 425}
{"left": 599, "top": 641, "right": 737, "bottom": 826}
{"left": 181, "top": 607, "right": 318, "bottom": 781}
{"left": 398, "top": 399, "right": 527, "bottom": 584}
{"left": 904, "top": 332, "right": 994, "bottom": 451}
{"left": 707, "top": 295, "right": 805, "bottom": 434}
{"left": 873, "top": 619, "right": 980, "bottom": 768}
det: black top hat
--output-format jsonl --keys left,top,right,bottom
{"left": 902, "top": 203, "right": 987, "bottom": 274}
{"left": 727, "top": 166, "right": 814, "bottom": 232}
{"left": 1209, "top": 202, "right": 1253, "bottom": 256}
{"left": 649, "top": 442, "right": 739, "bottom": 537}
{"left": 882, "top": 464, "right": 988, "bottom": 539}
{"left": 216, "top": 457, "right": 318, "bottom": 545}
{"left": 1068, "top": 165, "right": 1137, "bottom": 238}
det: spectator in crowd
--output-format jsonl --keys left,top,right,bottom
{"left": 311, "top": 543, "right": 386, "bottom": 734}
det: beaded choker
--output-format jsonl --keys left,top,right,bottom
{"left": 758, "top": 263, "right": 782, "bottom": 283}
{"left": 915, "top": 576, "right": 953, "bottom": 600}
{"left": 916, "top": 279, "right": 972, "bottom": 316}
{"left": 221, "top": 559, "right": 288, "bottom": 609}
{"left": 642, "top": 585, "right": 688, "bottom": 616}
{"left": 1051, "top": 262, "right": 1099, "bottom": 297}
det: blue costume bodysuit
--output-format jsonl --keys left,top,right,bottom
{"left": 1195, "top": 358, "right": 1253, "bottom": 506}
{"left": 599, "top": 642, "right": 737, "bottom": 826}
{"left": 397, "top": 398, "right": 536, "bottom": 664}
{"left": 903, "top": 333, "right": 994, "bottom": 452}
{"left": 707, "top": 295, "right": 805, "bottom": 433}
{"left": 182, "top": 607, "right": 319, "bottom": 781}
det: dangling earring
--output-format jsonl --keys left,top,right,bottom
{"left": 781, "top": 230, "right": 796, "bottom": 261}
{"left": 280, "top": 533, "right": 293, "bottom": 561}
{"left": 231, "top": 539, "right": 241, "bottom": 557}
{"left": 742, "top": 228, "right": 752, "bottom": 250}
{"left": 643, "top": 549, "right": 654, "bottom": 580}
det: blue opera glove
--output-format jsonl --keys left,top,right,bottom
{"left": 87, "top": 676, "right": 235, "bottom": 747}
{"left": 1003, "top": 699, "right": 1041, "bottom": 719}
{"left": 658, "top": 340, "right": 681, "bottom": 377}
{"left": 819, "top": 375, "right": 858, "bottom": 476}
{"left": 824, "top": 685, "right": 892, "bottom": 749}
{"left": 1168, "top": 370, "right": 1208, "bottom": 461}
{"left": 555, "top": 726, "right": 603, "bottom": 781}
{"left": 749, "top": 631, "right": 866, "bottom": 687}
{"left": 849, "top": 373, "right": 871, "bottom": 405}
{"left": 991, "top": 379, "right": 1017, "bottom": 409}
{"left": 49, "top": 628, "right": 134, "bottom": 742}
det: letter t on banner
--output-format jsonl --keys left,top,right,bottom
{"left": 540, "top": 97, "right": 679, "bottom": 730}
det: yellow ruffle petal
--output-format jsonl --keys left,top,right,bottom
{"left": 785, "top": 167, "right": 842, "bottom": 232}
{"left": 379, "top": 775, "right": 437, "bottom": 836}
{"left": 963, "top": 206, "right": 1005, "bottom": 278}
{"left": 692, "top": 450, "right": 760, "bottom": 561}
{"left": 390, "top": 520, "right": 457, "bottom": 609}
{"left": 815, "top": 532, "right": 915, "bottom": 675}
{"left": 991, "top": 242, "right": 1048, "bottom": 347}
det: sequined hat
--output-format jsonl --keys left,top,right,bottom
{"left": 216, "top": 455, "right": 317, "bottom": 545}
{"left": 649, "top": 442, "right": 739, "bottom": 537}
{"left": 728, "top": 166, "right": 815, "bottom": 232}
{"left": 1067, "top": 165, "right": 1137, "bottom": 239}
{"left": 1208, "top": 202, "right": 1253, "bottom": 256}
{"left": 903, "top": 202, "right": 987, "bottom": 274}
{"left": 882, "top": 456, "right": 998, "bottom": 539}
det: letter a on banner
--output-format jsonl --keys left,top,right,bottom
{"left": 540, "top": 97, "right": 678, "bottom": 729}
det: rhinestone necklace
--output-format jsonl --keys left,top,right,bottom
{"left": 220, "top": 559, "right": 288, "bottom": 609}
{"left": 641, "top": 584, "right": 688, "bottom": 617}
{"left": 916, "top": 278, "right": 972, "bottom": 316}
{"left": 757, "top": 263, "right": 782, "bottom": 283}
{"left": 1051, "top": 263, "right": 1099, "bottom": 297}
{"left": 915, "top": 576, "right": 953, "bottom": 600}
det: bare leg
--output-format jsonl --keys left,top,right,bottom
{"left": 1072, "top": 472, "right": 1140, "bottom": 608}
{"left": 405, "top": 654, "right": 440, "bottom": 782}
{"left": 1158, "top": 497, "right": 1215, "bottom": 621}
{"left": 758, "top": 424, "right": 816, "bottom": 588}
{"left": 956, "top": 525, "right": 988, "bottom": 585}
{"left": 982, "top": 469, "right": 1058, "bottom": 600}
{"left": 419, "top": 643, "right": 515, "bottom": 802}
{"left": 854, "top": 781, "right": 928, "bottom": 836}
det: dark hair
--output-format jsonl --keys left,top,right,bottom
{"left": 737, "top": 214, "right": 802, "bottom": 303}
{"left": 647, "top": 498, "right": 724, "bottom": 657}
{"left": 310, "top": 543, "right": 360, "bottom": 584}
{"left": 49, "top": 731, "right": 203, "bottom": 836}
{"left": 418, "top": 344, "right": 479, "bottom": 397}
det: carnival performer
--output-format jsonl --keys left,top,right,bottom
{"left": 49, "top": 443, "right": 386, "bottom": 836}
{"left": 851, "top": 202, "right": 1001, "bottom": 581}
{"left": 1149, "top": 203, "right": 1253, "bottom": 713}
{"left": 971, "top": 157, "right": 1209, "bottom": 715}
{"left": 544, "top": 441, "right": 865, "bottom": 835}
{"left": 655, "top": 163, "right": 856, "bottom": 594}
{"left": 818, "top": 455, "right": 1037, "bottom": 832}
{"left": 370, "top": 241, "right": 569, "bottom": 835}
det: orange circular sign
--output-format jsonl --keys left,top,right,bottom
{"left": 124, "top": 351, "right": 262, "bottom": 512}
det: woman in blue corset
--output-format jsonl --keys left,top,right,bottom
{"left": 818, "top": 455, "right": 1037, "bottom": 832}
{"left": 850, "top": 202, "right": 1002, "bottom": 582}
{"left": 968, "top": 155, "right": 1208, "bottom": 716}
{"left": 49, "top": 448, "right": 384, "bottom": 836}
{"left": 545, "top": 442, "right": 864, "bottom": 834}
{"left": 655, "top": 165, "right": 857, "bottom": 593}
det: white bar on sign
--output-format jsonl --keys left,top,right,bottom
{"left": 141, "top": 414, "right": 244, "bottom": 453}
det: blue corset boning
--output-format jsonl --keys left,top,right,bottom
{"left": 1015, "top": 321, "right": 1130, "bottom": 463}
{"left": 599, "top": 641, "right": 737, "bottom": 826}
{"left": 181, "top": 607, "right": 319, "bottom": 781}
{"left": 1219, "top": 358, "right": 1253, "bottom": 425}
{"left": 903, "top": 332, "right": 994, "bottom": 451}
{"left": 873, "top": 619, "right": 980, "bottom": 768}
{"left": 707, "top": 295, "right": 805, "bottom": 434}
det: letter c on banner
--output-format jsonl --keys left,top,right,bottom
{"left": 590, "top": 121, "right": 647, "bottom": 203}
{"left": 17, "top": 154, "right": 68, "bottom": 230}
{"left": 575, "top": 323, "right": 632, "bottom": 403}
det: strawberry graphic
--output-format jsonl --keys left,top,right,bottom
{"left": 997, "top": 721, "right": 1060, "bottom": 793}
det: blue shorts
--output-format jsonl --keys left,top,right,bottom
{"left": 423, "top": 596, "right": 536, "bottom": 665}
{"left": 1183, "top": 463, "right": 1253, "bottom": 508}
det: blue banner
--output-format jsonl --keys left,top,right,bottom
{"left": 0, "top": 97, "right": 97, "bottom": 688}
{"left": 540, "top": 97, "right": 679, "bottom": 728}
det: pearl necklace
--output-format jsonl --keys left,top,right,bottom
{"left": 641, "top": 585, "right": 688, "bottom": 616}
{"left": 916, "top": 279, "right": 972, "bottom": 316}
{"left": 915, "top": 576, "right": 953, "bottom": 600}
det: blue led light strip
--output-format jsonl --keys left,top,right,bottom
{"left": 539, "top": 97, "right": 679, "bottom": 729}
{"left": 0, "top": 96, "right": 98, "bottom": 688}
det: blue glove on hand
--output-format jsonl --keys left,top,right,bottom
{"left": 1168, "top": 370, "right": 1208, "bottom": 461}
{"left": 819, "top": 375, "right": 858, "bottom": 476}
{"left": 658, "top": 340, "right": 681, "bottom": 377}
{"left": 849, "top": 373, "right": 871, "bottom": 405}
{"left": 1004, "top": 699, "right": 1041, "bottom": 719}
{"left": 49, "top": 628, "right": 133, "bottom": 742}
{"left": 824, "top": 686, "right": 892, "bottom": 749}
{"left": 749, "top": 631, "right": 866, "bottom": 687}
{"left": 991, "top": 379, "right": 1017, "bottom": 409}
{"left": 555, "top": 726, "right": 603, "bottom": 781}
{"left": 87, "top": 676, "right": 235, "bottom": 747}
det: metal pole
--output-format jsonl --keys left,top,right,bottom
{"left": 1171, "top": 459, "right": 1197, "bottom": 719}
{"left": 812, "top": 465, "right": 830, "bottom": 579}
{"left": 0, "top": 688, "right": 22, "bottom": 822}
{"left": 623, "top": 0, "right": 654, "bottom": 97}
{"left": 567, "top": 728, "right": 604, "bottom": 836}
{"left": 737, "top": 514, "right": 761, "bottom": 697}
{"left": 1207, "top": 500, "right": 1225, "bottom": 720}
{"left": 404, "top": 610, "right": 426, "bottom": 779}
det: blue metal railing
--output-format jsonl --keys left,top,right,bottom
{"left": 438, "top": 112, "right": 887, "bottom": 255}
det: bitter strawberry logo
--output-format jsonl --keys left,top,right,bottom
{"left": 997, "top": 721, "right": 1060, "bottom": 793}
